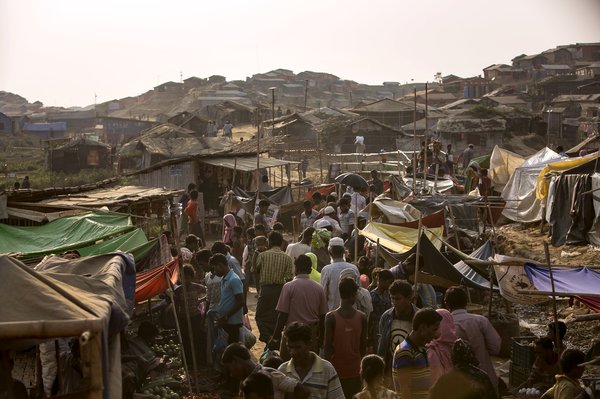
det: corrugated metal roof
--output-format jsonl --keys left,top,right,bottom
{"left": 38, "top": 186, "right": 182, "bottom": 208}
{"left": 200, "top": 156, "right": 298, "bottom": 171}
{"left": 23, "top": 122, "right": 67, "bottom": 132}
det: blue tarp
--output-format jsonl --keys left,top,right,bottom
{"left": 524, "top": 263, "right": 600, "bottom": 296}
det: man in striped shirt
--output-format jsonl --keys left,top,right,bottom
{"left": 278, "top": 322, "right": 344, "bottom": 399}
{"left": 393, "top": 308, "right": 442, "bottom": 399}
{"left": 255, "top": 231, "right": 294, "bottom": 342}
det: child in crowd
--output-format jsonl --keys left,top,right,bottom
{"left": 354, "top": 354, "right": 398, "bottom": 399}
{"left": 357, "top": 256, "right": 372, "bottom": 289}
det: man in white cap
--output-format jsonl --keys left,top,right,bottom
{"left": 320, "top": 237, "right": 359, "bottom": 311}
{"left": 314, "top": 206, "right": 342, "bottom": 236}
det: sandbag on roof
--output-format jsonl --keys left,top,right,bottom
{"left": 0, "top": 212, "right": 134, "bottom": 259}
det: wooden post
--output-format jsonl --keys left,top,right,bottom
{"left": 448, "top": 205, "right": 461, "bottom": 251}
{"left": 376, "top": 238, "right": 380, "bottom": 265}
{"left": 413, "top": 216, "right": 423, "bottom": 288}
{"left": 433, "top": 163, "right": 439, "bottom": 193}
{"left": 291, "top": 215, "right": 297, "bottom": 243}
{"left": 318, "top": 130, "right": 324, "bottom": 183}
{"left": 169, "top": 207, "right": 200, "bottom": 392}
{"left": 413, "top": 88, "right": 418, "bottom": 194}
{"left": 544, "top": 242, "right": 563, "bottom": 354}
{"left": 486, "top": 200, "right": 497, "bottom": 318}
{"left": 164, "top": 271, "right": 194, "bottom": 394}
{"left": 232, "top": 158, "right": 237, "bottom": 188}
{"left": 354, "top": 195, "right": 360, "bottom": 262}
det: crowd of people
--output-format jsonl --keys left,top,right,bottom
{"left": 163, "top": 181, "right": 600, "bottom": 399}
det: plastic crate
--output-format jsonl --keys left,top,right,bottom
{"left": 511, "top": 336, "right": 536, "bottom": 368}
{"left": 509, "top": 363, "right": 530, "bottom": 388}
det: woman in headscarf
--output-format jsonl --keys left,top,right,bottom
{"left": 429, "top": 339, "right": 496, "bottom": 399}
{"left": 222, "top": 213, "right": 237, "bottom": 245}
{"left": 427, "top": 309, "right": 457, "bottom": 383}
{"left": 305, "top": 252, "right": 321, "bottom": 283}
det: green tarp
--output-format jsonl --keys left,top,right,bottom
{"left": 0, "top": 212, "right": 134, "bottom": 259}
{"left": 78, "top": 228, "right": 158, "bottom": 262}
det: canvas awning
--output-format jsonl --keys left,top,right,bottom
{"left": 489, "top": 145, "right": 525, "bottom": 192}
{"left": 536, "top": 152, "right": 600, "bottom": 200}
{"left": 0, "top": 212, "right": 134, "bottom": 260}
{"left": 77, "top": 228, "right": 158, "bottom": 264}
{"left": 360, "top": 222, "right": 443, "bottom": 253}
{"left": 201, "top": 156, "right": 298, "bottom": 172}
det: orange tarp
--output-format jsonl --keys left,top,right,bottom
{"left": 135, "top": 258, "right": 179, "bottom": 303}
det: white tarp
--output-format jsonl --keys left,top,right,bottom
{"left": 493, "top": 254, "right": 549, "bottom": 305}
{"left": 489, "top": 145, "right": 526, "bottom": 192}
{"left": 369, "top": 198, "right": 421, "bottom": 224}
{"left": 501, "top": 147, "right": 563, "bottom": 223}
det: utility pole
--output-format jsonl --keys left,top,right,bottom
{"left": 304, "top": 80, "right": 309, "bottom": 111}
{"left": 270, "top": 87, "right": 276, "bottom": 130}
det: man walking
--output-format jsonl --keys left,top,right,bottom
{"left": 270, "top": 255, "right": 328, "bottom": 360}
{"left": 378, "top": 280, "right": 418, "bottom": 371}
{"left": 278, "top": 323, "right": 345, "bottom": 399}
{"left": 320, "top": 237, "right": 359, "bottom": 311}
{"left": 255, "top": 231, "right": 294, "bottom": 342}
{"left": 285, "top": 228, "right": 314, "bottom": 260}
{"left": 393, "top": 308, "right": 442, "bottom": 399}
{"left": 444, "top": 286, "right": 501, "bottom": 392}
{"left": 368, "top": 170, "right": 384, "bottom": 196}
{"left": 457, "top": 144, "right": 474, "bottom": 171}
{"left": 210, "top": 254, "right": 244, "bottom": 344}
{"left": 324, "top": 278, "right": 367, "bottom": 399}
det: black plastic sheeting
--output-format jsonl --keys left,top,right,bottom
{"left": 549, "top": 174, "right": 596, "bottom": 246}
{"left": 377, "top": 234, "right": 494, "bottom": 290}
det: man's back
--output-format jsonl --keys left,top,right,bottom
{"left": 277, "top": 276, "right": 327, "bottom": 325}
{"left": 451, "top": 310, "right": 501, "bottom": 389}
{"left": 321, "top": 261, "right": 359, "bottom": 310}
{"left": 256, "top": 248, "right": 293, "bottom": 285}
{"left": 393, "top": 338, "right": 431, "bottom": 399}
{"left": 285, "top": 241, "right": 311, "bottom": 260}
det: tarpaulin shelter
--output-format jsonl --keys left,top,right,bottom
{"left": 523, "top": 263, "right": 600, "bottom": 314}
{"left": 0, "top": 253, "right": 133, "bottom": 399}
{"left": 501, "top": 147, "right": 563, "bottom": 222}
{"left": 135, "top": 258, "right": 179, "bottom": 303}
{"left": 489, "top": 145, "right": 525, "bottom": 192}
{"left": 77, "top": 228, "right": 158, "bottom": 264}
{"left": 493, "top": 254, "right": 549, "bottom": 305}
{"left": 360, "top": 222, "right": 443, "bottom": 253}
{"left": 407, "top": 195, "right": 489, "bottom": 236}
{"left": 376, "top": 233, "right": 495, "bottom": 290}
{"left": 394, "top": 209, "right": 445, "bottom": 229}
{"left": 403, "top": 176, "right": 455, "bottom": 194}
{"left": 536, "top": 152, "right": 600, "bottom": 200}
{"left": 0, "top": 212, "right": 134, "bottom": 260}
{"left": 546, "top": 173, "right": 599, "bottom": 246}
{"left": 468, "top": 153, "right": 491, "bottom": 169}
{"left": 368, "top": 198, "right": 421, "bottom": 224}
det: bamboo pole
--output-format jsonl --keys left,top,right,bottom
{"left": 169, "top": 208, "right": 200, "bottom": 393}
{"left": 413, "top": 216, "right": 423, "bottom": 289}
{"left": 544, "top": 242, "right": 563, "bottom": 354}
{"left": 447, "top": 205, "right": 461, "bottom": 251}
{"left": 164, "top": 271, "right": 194, "bottom": 394}
{"left": 433, "top": 163, "right": 439, "bottom": 193}
{"left": 354, "top": 191, "right": 360, "bottom": 262}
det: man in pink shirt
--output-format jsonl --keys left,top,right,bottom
{"left": 444, "top": 286, "right": 501, "bottom": 393}
{"left": 269, "top": 254, "right": 328, "bottom": 360}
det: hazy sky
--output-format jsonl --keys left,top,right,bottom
{"left": 1, "top": 0, "right": 599, "bottom": 107}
